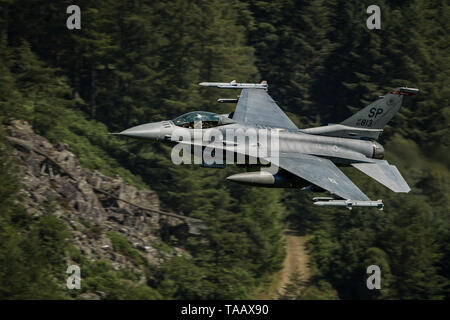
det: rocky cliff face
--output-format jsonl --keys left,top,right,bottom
{"left": 6, "top": 120, "right": 190, "bottom": 275}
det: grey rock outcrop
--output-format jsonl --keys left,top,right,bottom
{"left": 7, "top": 120, "right": 191, "bottom": 272}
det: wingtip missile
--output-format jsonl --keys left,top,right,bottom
{"left": 313, "top": 198, "right": 384, "bottom": 210}
{"left": 199, "top": 80, "right": 268, "bottom": 90}
{"left": 217, "top": 98, "right": 239, "bottom": 103}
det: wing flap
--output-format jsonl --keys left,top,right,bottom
{"left": 351, "top": 160, "right": 410, "bottom": 193}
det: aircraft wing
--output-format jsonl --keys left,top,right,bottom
{"left": 268, "top": 153, "right": 371, "bottom": 201}
{"left": 178, "top": 140, "right": 370, "bottom": 201}
{"left": 233, "top": 89, "right": 299, "bottom": 130}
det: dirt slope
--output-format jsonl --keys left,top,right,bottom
{"left": 259, "top": 230, "right": 312, "bottom": 299}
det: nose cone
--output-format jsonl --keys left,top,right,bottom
{"left": 118, "top": 122, "right": 164, "bottom": 140}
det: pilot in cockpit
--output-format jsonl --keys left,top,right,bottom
{"left": 172, "top": 111, "right": 222, "bottom": 129}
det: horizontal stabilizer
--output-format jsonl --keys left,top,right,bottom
{"left": 314, "top": 199, "right": 384, "bottom": 210}
{"left": 351, "top": 160, "right": 410, "bottom": 193}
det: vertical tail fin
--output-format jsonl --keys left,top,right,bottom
{"left": 341, "top": 87, "right": 419, "bottom": 129}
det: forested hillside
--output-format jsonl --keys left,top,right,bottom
{"left": 0, "top": 0, "right": 449, "bottom": 299}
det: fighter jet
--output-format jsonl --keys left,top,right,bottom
{"left": 115, "top": 81, "right": 418, "bottom": 210}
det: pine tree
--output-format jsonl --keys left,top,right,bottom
{"left": 382, "top": 201, "right": 447, "bottom": 299}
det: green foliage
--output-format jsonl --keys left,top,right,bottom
{"left": 107, "top": 231, "right": 148, "bottom": 267}
{"left": 0, "top": 57, "right": 22, "bottom": 123}
{"left": 42, "top": 106, "right": 147, "bottom": 189}
{"left": 81, "top": 260, "right": 162, "bottom": 300}
{"left": 380, "top": 200, "right": 448, "bottom": 299}
{"left": 9, "top": 41, "right": 74, "bottom": 134}
{"left": 277, "top": 271, "right": 339, "bottom": 300}
{"left": 31, "top": 213, "right": 71, "bottom": 272}
{"left": 0, "top": 140, "right": 70, "bottom": 299}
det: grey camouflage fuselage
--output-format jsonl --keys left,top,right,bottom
{"left": 114, "top": 81, "right": 418, "bottom": 209}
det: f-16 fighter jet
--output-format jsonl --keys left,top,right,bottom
{"left": 115, "top": 81, "right": 419, "bottom": 210}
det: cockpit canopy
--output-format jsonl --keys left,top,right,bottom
{"left": 172, "top": 111, "right": 222, "bottom": 129}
